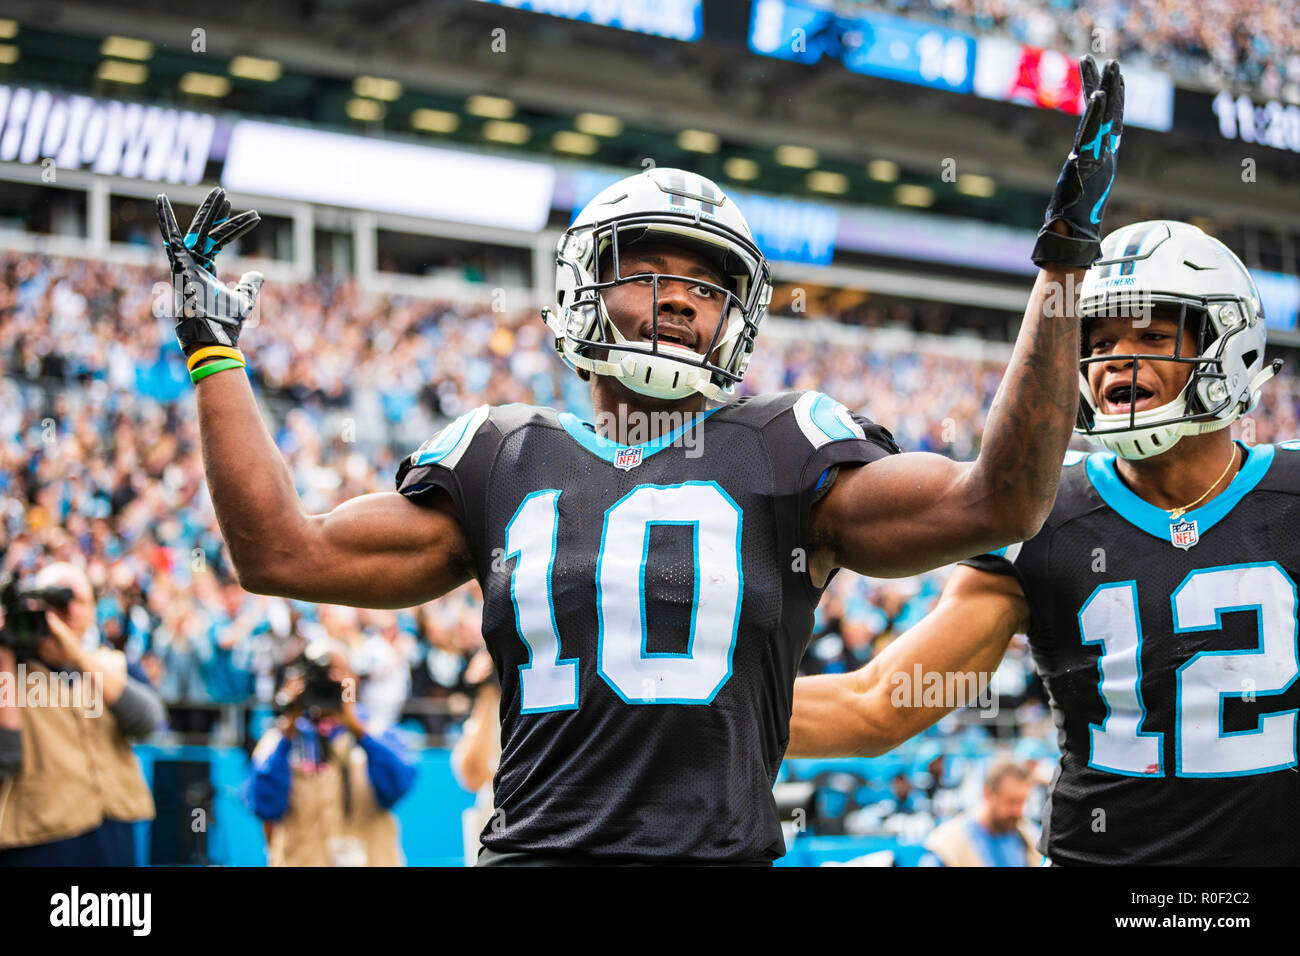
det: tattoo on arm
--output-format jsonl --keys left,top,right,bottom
{"left": 971, "top": 268, "right": 1082, "bottom": 528}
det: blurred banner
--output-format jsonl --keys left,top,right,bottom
{"left": 836, "top": 204, "right": 1036, "bottom": 275}
{"left": 222, "top": 120, "right": 557, "bottom": 231}
{"left": 1255, "top": 269, "right": 1300, "bottom": 332}
{"left": 747, "top": 3, "right": 1171, "bottom": 130}
{"left": 474, "top": 0, "right": 703, "bottom": 41}
{"left": 749, "top": 0, "right": 976, "bottom": 94}
{"left": 0, "top": 84, "right": 221, "bottom": 183}
{"left": 568, "top": 167, "right": 839, "bottom": 265}
{"left": 973, "top": 37, "right": 1174, "bottom": 132}
{"left": 1208, "top": 90, "right": 1300, "bottom": 154}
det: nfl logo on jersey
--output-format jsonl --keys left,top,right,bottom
{"left": 614, "top": 446, "right": 644, "bottom": 471}
{"left": 1170, "top": 519, "right": 1199, "bottom": 550}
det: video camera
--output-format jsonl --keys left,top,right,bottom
{"left": 274, "top": 639, "right": 344, "bottom": 719}
{"left": 0, "top": 576, "right": 74, "bottom": 660}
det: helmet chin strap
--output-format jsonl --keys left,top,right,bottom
{"left": 1091, "top": 381, "right": 1234, "bottom": 461}
{"left": 1244, "top": 360, "right": 1282, "bottom": 410}
{"left": 1091, "top": 357, "right": 1281, "bottom": 461}
{"left": 567, "top": 296, "right": 743, "bottom": 403}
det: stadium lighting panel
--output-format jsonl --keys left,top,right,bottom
{"left": 807, "top": 170, "right": 849, "bottom": 195}
{"left": 895, "top": 184, "right": 935, "bottom": 207}
{"left": 482, "top": 120, "right": 530, "bottom": 144}
{"left": 775, "top": 144, "right": 818, "bottom": 168}
{"left": 354, "top": 76, "right": 403, "bottom": 101}
{"left": 724, "top": 157, "right": 760, "bottom": 181}
{"left": 229, "top": 56, "right": 282, "bottom": 82}
{"left": 346, "top": 97, "right": 385, "bottom": 122}
{"left": 551, "top": 131, "right": 599, "bottom": 155}
{"left": 467, "top": 95, "right": 516, "bottom": 119}
{"left": 411, "top": 109, "right": 460, "bottom": 133}
{"left": 96, "top": 60, "right": 148, "bottom": 84}
{"left": 956, "top": 173, "right": 997, "bottom": 197}
{"left": 100, "top": 36, "right": 152, "bottom": 60}
{"left": 575, "top": 113, "right": 623, "bottom": 137}
{"left": 677, "top": 129, "right": 720, "bottom": 153}
{"left": 867, "top": 160, "right": 900, "bottom": 183}
{"left": 180, "top": 73, "right": 230, "bottom": 98}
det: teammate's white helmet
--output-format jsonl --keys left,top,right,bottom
{"left": 544, "top": 167, "right": 772, "bottom": 402}
{"left": 1076, "top": 220, "right": 1281, "bottom": 460}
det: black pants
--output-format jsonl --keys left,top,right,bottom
{"left": 477, "top": 846, "right": 772, "bottom": 867}
{"left": 0, "top": 819, "right": 136, "bottom": 866}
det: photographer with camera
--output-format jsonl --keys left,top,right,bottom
{"left": 0, "top": 562, "right": 165, "bottom": 866}
{"left": 244, "top": 636, "right": 416, "bottom": 866}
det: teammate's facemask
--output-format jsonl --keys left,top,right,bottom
{"left": 545, "top": 168, "right": 773, "bottom": 403}
{"left": 1075, "top": 220, "right": 1281, "bottom": 461}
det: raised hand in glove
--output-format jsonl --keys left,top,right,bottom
{"left": 1031, "top": 56, "right": 1124, "bottom": 269}
{"left": 157, "top": 187, "right": 263, "bottom": 352}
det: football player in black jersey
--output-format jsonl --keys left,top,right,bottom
{"left": 157, "top": 59, "right": 1123, "bottom": 864}
{"left": 790, "top": 220, "right": 1296, "bottom": 865}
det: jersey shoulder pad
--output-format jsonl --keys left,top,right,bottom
{"left": 710, "top": 391, "right": 802, "bottom": 430}
{"left": 1256, "top": 440, "right": 1299, "bottom": 495}
{"left": 404, "top": 403, "right": 557, "bottom": 471}
{"left": 406, "top": 404, "right": 492, "bottom": 470}
{"left": 790, "top": 390, "right": 875, "bottom": 449}
{"left": 724, "top": 389, "right": 900, "bottom": 452}
{"left": 728, "top": 390, "right": 900, "bottom": 501}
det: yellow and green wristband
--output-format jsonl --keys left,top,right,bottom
{"left": 187, "top": 345, "right": 246, "bottom": 384}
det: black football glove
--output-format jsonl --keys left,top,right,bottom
{"left": 1031, "top": 57, "right": 1124, "bottom": 269}
{"left": 157, "top": 187, "right": 263, "bottom": 350}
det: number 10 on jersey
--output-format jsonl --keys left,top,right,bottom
{"left": 504, "top": 481, "right": 743, "bottom": 712}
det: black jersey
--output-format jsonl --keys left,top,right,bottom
{"left": 963, "top": 440, "right": 1300, "bottom": 866}
{"left": 395, "top": 390, "right": 899, "bottom": 862}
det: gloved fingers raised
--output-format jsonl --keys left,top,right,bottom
{"left": 207, "top": 210, "right": 262, "bottom": 258}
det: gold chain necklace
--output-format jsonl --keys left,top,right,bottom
{"left": 1168, "top": 445, "right": 1240, "bottom": 520}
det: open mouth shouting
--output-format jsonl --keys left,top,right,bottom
{"left": 1102, "top": 380, "right": 1161, "bottom": 415}
{"left": 640, "top": 321, "right": 698, "bottom": 352}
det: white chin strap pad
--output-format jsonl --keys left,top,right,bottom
{"left": 568, "top": 296, "right": 731, "bottom": 401}
{"left": 1092, "top": 360, "right": 1279, "bottom": 461}
{"left": 1092, "top": 391, "right": 1233, "bottom": 461}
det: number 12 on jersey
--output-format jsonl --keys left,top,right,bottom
{"left": 504, "top": 481, "right": 743, "bottom": 712}
{"left": 1080, "top": 562, "right": 1299, "bottom": 778}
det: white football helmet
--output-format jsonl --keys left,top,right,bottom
{"left": 1076, "top": 220, "right": 1281, "bottom": 460}
{"left": 543, "top": 167, "right": 772, "bottom": 402}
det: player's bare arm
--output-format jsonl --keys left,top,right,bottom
{"left": 808, "top": 57, "right": 1124, "bottom": 582}
{"left": 787, "top": 565, "right": 1028, "bottom": 758}
{"left": 156, "top": 189, "right": 473, "bottom": 608}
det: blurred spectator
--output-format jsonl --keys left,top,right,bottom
{"left": 451, "top": 649, "right": 501, "bottom": 866}
{"left": 923, "top": 758, "right": 1041, "bottom": 866}
{"left": 887, "top": 771, "right": 926, "bottom": 816}
{"left": 0, "top": 561, "right": 164, "bottom": 865}
{"left": 244, "top": 640, "right": 416, "bottom": 866}
{"left": 355, "top": 609, "right": 413, "bottom": 731}
{"left": 857, "top": 0, "right": 1300, "bottom": 96}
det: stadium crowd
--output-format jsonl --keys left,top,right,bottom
{"left": 3, "top": 248, "right": 1298, "bottom": 763}
{"left": 867, "top": 0, "right": 1300, "bottom": 97}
